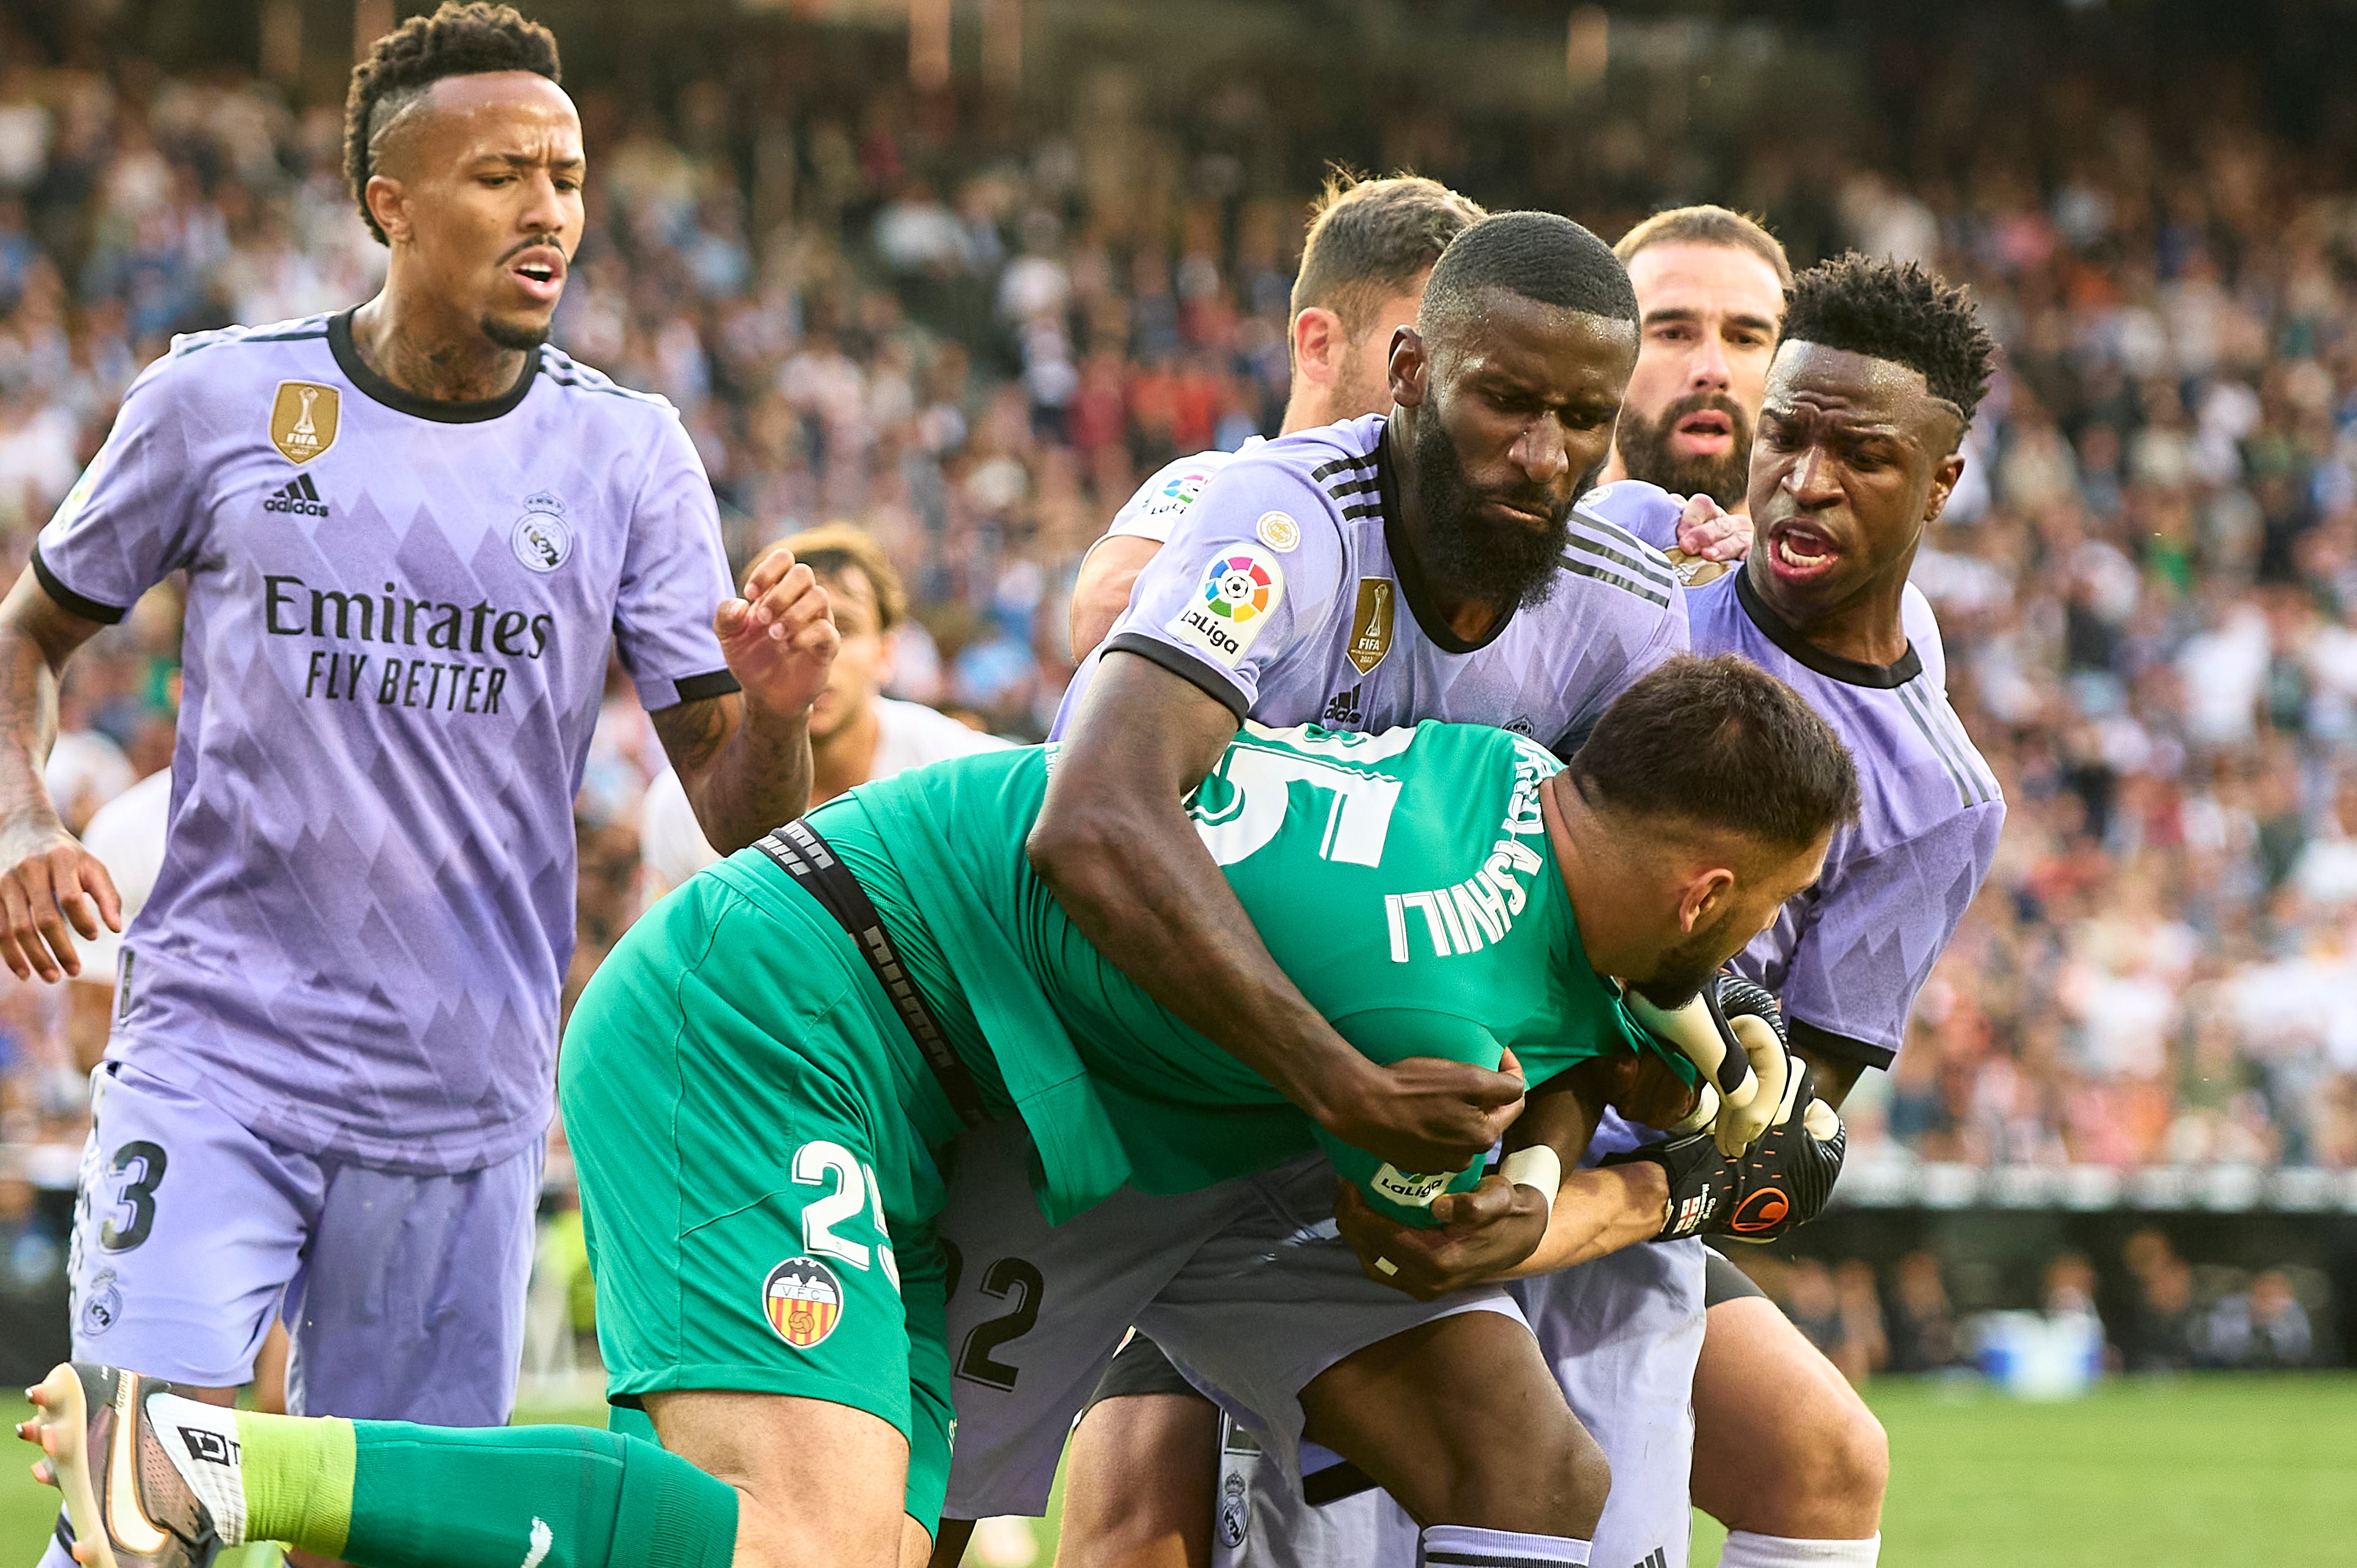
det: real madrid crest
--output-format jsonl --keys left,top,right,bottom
{"left": 511, "top": 492, "right": 571, "bottom": 573}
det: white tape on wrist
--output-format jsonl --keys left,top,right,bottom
{"left": 1500, "top": 1145, "right": 1563, "bottom": 1219}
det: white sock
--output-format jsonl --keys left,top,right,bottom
{"left": 1419, "top": 1523, "right": 1592, "bottom": 1567}
{"left": 1717, "top": 1531, "right": 1881, "bottom": 1567}
{"left": 144, "top": 1392, "right": 249, "bottom": 1544}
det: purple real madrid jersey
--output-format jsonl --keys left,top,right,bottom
{"left": 1583, "top": 478, "right": 2004, "bottom": 1069}
{"left": 1059, "top": 414, "right": 1689, "bottom": 754}
{"left": 35, "top": 311, "right": 738, "bottom": 1171}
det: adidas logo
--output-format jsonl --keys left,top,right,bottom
{"left": 1632, "top": 1549, "right": 1668, "bottom": 1568}
{"left": 264, "top": 473, "right": 331, "bottom": 516}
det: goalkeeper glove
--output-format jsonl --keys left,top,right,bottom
{"left": 1623, "top": 973, "right": 1795, "bottom": 1156}
{"left": 1603, "top": 1061, "right": 1847, "bottom": 1242}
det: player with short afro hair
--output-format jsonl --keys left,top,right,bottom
{"left": 345, "top": 1, "right": 562, "bottom": 245}
{"left": 1780, "top": 253, "right": 1996, "bottom": 428}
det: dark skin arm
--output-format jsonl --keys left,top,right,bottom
{"left": 0, "top": 570, "right": 121, "bottom": 982}
{"left": 1333, "top": 1062, "right": 1606, "bottom": 1302}
{"left": 653, "top": 544, "right": 840, "bottom": 854}
{"left": 1026, "top": 650, "right": 1525, "bottom": 1173}
{"left": 1794, "top": 1042, "right": 1868, "bottom": 1109}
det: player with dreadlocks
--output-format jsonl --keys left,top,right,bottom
{"left": 7, "top": 9, "right": 835, "bottom": 1566}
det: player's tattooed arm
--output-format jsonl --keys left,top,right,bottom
{"left": 661, "top": 544, "right": 841, "bottom": 854}
{"left": 1029, "top": 651, "right": 1525, "bottom": 1174}
{"left": 0, "top": 567, "right": 122, "bottom": 982}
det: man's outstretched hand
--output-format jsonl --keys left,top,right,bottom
{"left": 1672, "top": 494, "right": 1752, "bottom": 563}
{"left": 1307, "top": 1048, "right": 1526, "bottom": 1176}
{"left": 1335, "top": 1174, "right": 1549, "bottom": 1300}
{"left": 714, "top": 544, "right": 840, "bottom": 718}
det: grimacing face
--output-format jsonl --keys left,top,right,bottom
{"left": 1626, "top": 831, "right": 1830, "bottom": 1011}
{"left": 1612, "top": 240, "right": 1785, "bottom": 508}
{"left": 1744, "top": 340, "right": 1965, "bottom": 623}
{"left": 1392, "top": 288, "right": 1637, "bottom": 606}
{"left": 369, "top": 71, "right": 585, "bottom": 351}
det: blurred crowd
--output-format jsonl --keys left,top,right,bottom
{"left": 1742, "top": 1229, "right": 2337, "bottom": 1380}
{"left": 1, "top": 11, "right": 2356, "bottom": 1197}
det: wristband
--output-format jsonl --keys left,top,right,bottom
{"left": 1500, "top": 1145, "right": 1562, "bottom": 1219}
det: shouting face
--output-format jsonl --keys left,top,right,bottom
{"left": 1611, "top": 240, "right": 1784, "bottom": 509}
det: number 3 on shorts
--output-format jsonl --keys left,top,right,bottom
{"left": 99, "top": 1140, "right": 168, "bottom": 1252}
{"left": 792, "top": 1140, "right": 898, "bottom": 1292}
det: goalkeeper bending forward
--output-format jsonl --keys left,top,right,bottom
{"left": 21, "top": 653, "right": 1853, "bottom": 1568}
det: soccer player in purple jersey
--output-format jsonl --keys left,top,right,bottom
{"left": 0, "top": 9, "right": 835, "bottom": 1566}
{"left": 1336, "top": 254, "right": 2004, "bottom": 1568}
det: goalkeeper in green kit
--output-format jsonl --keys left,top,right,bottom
{"left": 21, "top": 653, "right": 1855, "bottom": 1568}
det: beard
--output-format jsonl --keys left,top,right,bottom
{"left": 1626, "top": 905, "right": 1746, "bottom": 1012}
{"left": 1411, "top": 411, "right": 1584, "bottom": 613}
{"left": 480, "top": 311, "right": 553, "bottom": 353}
{"left": 1612, "top": 389, "right": 1752, "bottom": 510}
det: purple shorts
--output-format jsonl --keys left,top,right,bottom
{"left": 66, "top": 1060, "right": 539, "bottom": 1424}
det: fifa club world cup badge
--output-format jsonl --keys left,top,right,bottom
{"left": 762, "top": 1256, "right": 846, "bottom": 1349}
{"left": 269, "top": 381, "right": 341, "bottom": 464}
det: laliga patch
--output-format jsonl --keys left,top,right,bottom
{"left": 1255, "top": 510, "right": 1300, "bottom": 552}
{"left": 1167, "top": 546, "right": 1285, "bottom": 668}
{"left": 761, "top": 1255, "right": 846, "bottom": 1349}
{"left": 1147, "top": 469, "right": 1213, "bottom": 520}
{"left": 269, "top": 381, "right": 339, "bottom": 464}
{"left": 1370, "top": 1163, "right": 1450, "bottom": 1209}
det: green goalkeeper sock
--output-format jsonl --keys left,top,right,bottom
{"left": 155, "top": 1396, "right": 738, "bottom": 1568}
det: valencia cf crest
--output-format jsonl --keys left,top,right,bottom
{"left": 269, "top": 382, "right": 340, "bottom": 464}
{"left": 762, "top": 1256, "right": 845, "bottom": 1349}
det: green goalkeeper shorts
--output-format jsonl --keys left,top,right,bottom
{"left": 558, "top": 849, "right": 968, "bottom": 1531}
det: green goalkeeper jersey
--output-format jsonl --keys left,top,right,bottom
{"left": 803, "top": 718, "right": 1683, "bottom": 1226}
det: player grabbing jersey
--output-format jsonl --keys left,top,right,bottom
{"left": 1327, "top": 254, "right": 2006, "bottom": 1568}
{"left": 2, "top": 15, "right": 836, "bottom": 1567}
{"left": 932, "top": 213, "right": 1705, "bottom": 1568}
{"left": 20, "top": 652, "right": 1861, "bottom": 1568}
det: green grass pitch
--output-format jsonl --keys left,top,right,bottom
{"left": 5, "top": 1376, "right": 2353, "bottom": 1566}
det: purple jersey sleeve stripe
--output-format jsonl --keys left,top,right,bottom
{"left": 30, "top": 544, "right": 126, "bottom": 625}
{"left": 1104, "top": 630, "right": 1250, "bottom": 723}
{"left": 667, "top": 669, "right": 741, "bottom": 705}
{"left": 1788, "top": 1015, "right": 1897, "bottom": 1071}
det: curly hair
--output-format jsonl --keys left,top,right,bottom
{"left": 1781, "top": 253, "right": 1996, "bottom": 425}
{"left": 344, "top": 2, "right": 562, "bottom": 246}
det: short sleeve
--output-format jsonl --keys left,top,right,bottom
{"left": 1313, "top": 1006, "right": 1504, "bottom": 1228}
{"left": 1105, "top": 453, "right": 1228, "bottom": 544}
{"left": 34, "top": 359, "right": 208, "bottom": 623}
{"left": 1771, "top": 806, "right": 2003, "bottom": 1069}
{"left": 1100, "top": 458, "right": 1347, "bottom": 721}
{"left": 613, "top": 412, "right": 738, "bottom": 712}
{"left": 1550, "top": 586, "right": 1689, "bottom": 757}
{"left": 1576, "top": 480, "right": 1687, "bottom": 553}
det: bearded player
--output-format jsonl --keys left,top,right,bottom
{"left": 1331, "top": 254, "right": 2006, "bottom": 1568}
{"left": 927, "top": 213, "right": 1752, "bottom": 1568}
{"left": 1035, "top": 169, "right": 1483, "bottom": 1568}
{"left": 5, "top": 10, "right": 833, "bottom": 1567}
